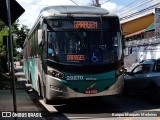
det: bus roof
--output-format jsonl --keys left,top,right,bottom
{"left": 40, "top": 5, "right": 109, "bottom": 16}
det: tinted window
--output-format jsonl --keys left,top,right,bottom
{"left": 132, "top": 64, "right": 150, "bottom": 74}
{"left": 47, "top": 31, "right": 121, "bottom": 65}
{"left": 156, "top": 60, "right": 160, "bottom": 72}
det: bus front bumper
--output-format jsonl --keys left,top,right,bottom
{"left": 45, "top": 75, "right": 124, "bottom": 100}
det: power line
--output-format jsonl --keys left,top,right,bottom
{"left": 69, "top": 0, "right": 78, "bottom": 5}
{"left": 120, "top": 2, "right": 160, "bottom": 21}
{"left": 118, "top": 0, "right": 152, "bottom": 16}
{"left": 116, "top": 0, "right": 150, "bottom": 13}
{"left": 117, "top": 0, "right": 159, "bottom": 20}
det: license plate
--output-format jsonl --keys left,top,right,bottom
{"left": 85, "top": 89, "right": 97, "bottom": 94}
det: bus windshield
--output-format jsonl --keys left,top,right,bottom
{"left": 47, "top": 30, "right": 122, "bottom": 65}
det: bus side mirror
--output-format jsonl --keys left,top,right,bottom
{"left": 38, "top": 29, "right": 46, "bottom": 46}
{"left": 38, "top": 29, "right": 43, "bottom": 46}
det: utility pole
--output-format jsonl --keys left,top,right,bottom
{"left": 95, "top": 0, "right": 101, "bottom": 7}
{"left": 6, "top": 0, "right": 17, "bottom": 113}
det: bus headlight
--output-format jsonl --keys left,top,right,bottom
{"left": 116, "top": 66, "right": 124, "bottom": 77}
{"left": 47, "top": 66, "right": 65, "bottom": 79}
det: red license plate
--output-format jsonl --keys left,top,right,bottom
{"left": 85, "top": 89, "right": 97, "bottom": 94}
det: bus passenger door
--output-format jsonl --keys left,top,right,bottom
{"left": 38, "top": 24, "right": 48, "bottom": 81}
{"left": 41, "top": 24, "right": 48, "bottom": 74}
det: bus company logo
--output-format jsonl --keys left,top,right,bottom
{"left": 87, "top": 83, "right": 96, "bottom": 90}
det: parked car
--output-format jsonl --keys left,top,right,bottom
{"left": 124, "top": 59, "right": 160, "bottom": 103}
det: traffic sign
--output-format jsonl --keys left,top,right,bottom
{"left": 0, "top": 0, "right": 25, "bottom": 26}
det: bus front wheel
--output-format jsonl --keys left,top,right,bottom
{"left": 38, "top": 78, "right": 43, "bottom": 98}
{"left": 43, "top": 97, "right": 50, "bottom": 104}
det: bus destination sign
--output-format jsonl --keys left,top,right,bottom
{"left": 74, "top": 21, "right": 98, "bottom": 28}
{"left": 67, "top": 55, "right": 85, "bottom": 61}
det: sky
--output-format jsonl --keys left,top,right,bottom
{"left": 15, "top": 0, "right": 136, "bottom": 29}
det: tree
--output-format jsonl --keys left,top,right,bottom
{"left": 15, "top": 25, "right": 29, "bottom": 49}
{"left": 11, "top": 20, "right": 29, "bottom": 49}
{"left": 0, "top": 19, "right": 29, "bottom": 71}
{"left": 0, "top": 21, "right": 8, "bottom": 72}
{"left": 12, "top": 20, "right": 29, "bottom": 49}
{"left": 0, "top": 21, "right": 6, "bottom": 31}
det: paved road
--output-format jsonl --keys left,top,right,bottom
{"left": 25, "top": 91, "right": 160, "bottom": 120}
{"left": 52, "top": 95, "right": 160, "bottom": 120}
{"left": 1, "top": 87, "right": 160, "bottom": 120}
{"left": 1, "top": 66, "right": 160, "bottom": 120}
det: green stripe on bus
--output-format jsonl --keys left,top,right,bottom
{"left": 62, "top": 71, "right": 117, "bottom": 93}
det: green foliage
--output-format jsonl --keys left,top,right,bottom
{"left": 0, "top": 24, "right": 8, "bottom": 72}
{"left": 0, "top": 27, "right": 8, "bottom": 44}
{"left": 13, "top": 24, "right": 30, "bottom": 49}
{"left": 0, "top": 73, "right": 11, "bottom": 89}
{"left": 0, "top": 19, "right": 29, "bottom": 72}
{"left": 0, "top": 21, "right": 6, "bottom": 31}
{"left": 15, "top": 52, "right": 23, "bottom": 61}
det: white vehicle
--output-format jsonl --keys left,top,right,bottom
{"left": 23, "top": 5, "right": 124, "bottom": 104}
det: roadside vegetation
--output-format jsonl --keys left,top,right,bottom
{"left": 0, "top": 20, "right": 29, "bottom": 71}
{"left": 0, "top": 20, "right": 29, "bottom": 89}
{"left": 0, "top": 72, "right": 11, "bottom": 89}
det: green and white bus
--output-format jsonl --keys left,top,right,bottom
{"left": 23, "top": 5, "right": 124, "bottom": 103}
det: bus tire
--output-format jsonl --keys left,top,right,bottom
{"left": 44, "top": 97, "right": 50, "bottom": 104}
{"left": 42, "top": 83, "right": 50, "bottom": 104}
{"left": 38, "top": 79, "right": 43, "bottom": 98}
